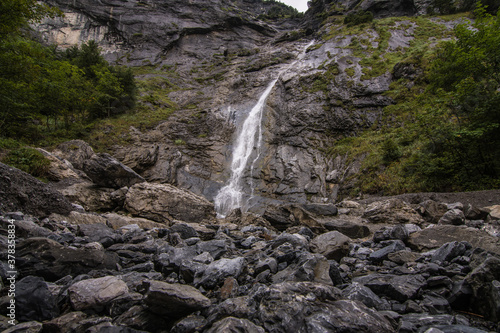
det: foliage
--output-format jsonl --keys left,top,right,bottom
{"left": 259, "top": 0, "right": 303, "bottom": 19}
{"left": 0, "top": 36, "right": 137, "bottom": 141}
{"left": 0, "top": 0, "right": 61, "bottom": 38}
{"left": 2, "top": 147, "right": 50, "bottom": 177}
{"left": 344, "top": 10, "right": 374, "bottom": 27}
{"left": 326, "top": 8, "right": 500, "bottom": 195}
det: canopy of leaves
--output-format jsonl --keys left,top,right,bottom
{"left": 424, "top": 5, "right": 500, "bottom": 186}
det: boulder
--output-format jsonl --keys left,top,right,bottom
{"left": 195, "top": 257, "right": 246, "bottom": 289}
{"left": 272, "top": 252, "right": 333, "bottom": 285}
{"left": 253, "top": 282, "right": 393, "bottom": 333}
{"left": 50, "top": 211, "right": 107, "bottom": 225}
{"left": 16, "top": 237, "right": 119, "bottom": 281}
{"left": 438, "top": 209, "right": 465, "bottom": 226}
{"left": 353, "top": 273, "right": 427, "bottom": 302}
{"left": 144, "top": 280, "right": 211, "bottom": 317}
{"left": 0, "top": 163, "right": 73, "bottom": 217}
{"left": 323, "top": 219, "right": 371, "bottom": 238}
{"left": 68, "top": 276, "right": 129, "bottom": 311}
{"left": 52, "top": 140, "right": 95, "bottom": 170}
{"left": 82, "top": 153, "right": 145, "bottom": 189}
{"left": 310, "top": 231, "right": 352, "bottom": 261}
{"left": 170, "top": 315, "right": 208, "bottom": 333}
{"left": 300, "top": 203, "right": 338, "bottom": 216}
{"left": 262, "top": 205, "right": 296, "bottom": 231}
{"left": 431, "top": 241, "right": 471, "bottom": 264}
{"left": 57, "top": 181, "right": 127, "bottom": 212}
{"left": 42, "top": 311, "right": 87, "bottom": 333}
{"left": 77, "top": 223, "right": 121, "bottom": 248}
{"left": 205, "top": 317, "right": 265, "bottom": 333}
{"left": 35, "top": 148, "right": 81, "bottom": 181}
{"left": 342, "top": 282, "right": 390, "bottom": 310}
{"left": 407, "top": 225, "right": 500, "bottom": 255}
{"left": 418, "top": 200, "right": 448, "bottom": 223}
{"left": 2, "top": 321, "right": 43, "bottom": 333}
{"left": 485, "top": 205, "right": 500, "bottom": 220}
{"left": 369, "top": 240, "right": 406, "bottom": 263}
{"left": 16, "top": 276, "right": 58, "bottom": 322}
{"left": 363, "top": 199, "right": 424, "bottom": 225}
{"left": 125, "top": 182, "right": 215, "bottom": 223}
{"left": 104, "top": 213, "right": 166, "bottom": 230}
{"left": 465, "top": 256, "right": 500, "bottom": 321}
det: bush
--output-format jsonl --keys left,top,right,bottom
{"left": 344, "top": 10, "right": 374, "bottom": 27}
{"left": 2, "top": 147, "right": 50, "bottom": 177}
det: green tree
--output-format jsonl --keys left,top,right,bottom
{"left": 423, "top": 4, "right": 500, "bottom": 187}
{"left": 0, "top": 0, "right": 60, "bottom": 38}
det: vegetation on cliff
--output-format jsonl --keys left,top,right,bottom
{"left": 329, "top": 5, "right": 500, "bottom": 195}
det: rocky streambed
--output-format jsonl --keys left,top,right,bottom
{"left": 1, "top": 143, "right": 500, "bottom": 333}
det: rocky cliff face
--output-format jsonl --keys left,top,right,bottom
{"left": 35, "top": 0, "right": 451, "bottom": 211}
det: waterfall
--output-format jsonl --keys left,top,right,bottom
{"left": 214, "top": 41, "right": 314, "bottom": 217}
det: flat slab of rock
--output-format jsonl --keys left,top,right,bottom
{"left": 68, "top": 276, "right": 129, "bottom": 310}
{"left": 144, "top": 280, "right": 211, "bottom": 317}
{"left": 407, "top": 225, "right": 500, "bottom": 255}
{"left": 125, "top": 182, "right": 216, "bottom": 223}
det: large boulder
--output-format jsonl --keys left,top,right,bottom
{"left": 16, "top": 237, "right": 119, "bottom": 281}
{"left": 82, "top": 153, "right": 145, "bottom": 189}
{"left": 253, "top": 282, "right": 394, "bottom": 332}
{"left": 362, "top": 199, "right": 424, "bottom": 225}
{"left": 310, "top": 231, "right": 352, "bottom": 261}
{"left": 35, "top": 148, "right": 81, "bottom": 181}
{"left": 16, "top": 276, "right": 59, "bottom": 322}
{"left": 465, "top": 256, "right": 500, "bottom": 321}
{"left": 206, "top": 317, "right": 265, "bottom": 333}
{"left": 52, "top": 140, "right": 95, "bottom": 170}
{"left": 407, "top": 225, "right": 500, "bottom": 255}
{"left": 353, "top": 273, "right": 427, "bottom": 302}
{"left": 57, "top": 181, "right": 127, "bottom": 212}
{"left": 68, "top": 276, "right": 129, "bottom": 311}
{"left": 0, "top": 162, "right": 73, "bottom": 217}
{"left": 144, "top": 280, "right": 211, "bottom": 318}
{"left": 125, "top": 182, "right": 216, "bottom": 223}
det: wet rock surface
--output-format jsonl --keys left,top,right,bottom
{"left": 2, "top": 170, "right": 499, "bottom": 332}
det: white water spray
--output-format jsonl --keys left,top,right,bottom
{"left": 215, "top": 41, "right": 314, "bottom": 217}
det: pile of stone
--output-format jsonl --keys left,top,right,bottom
{"left": 1, "top": 192, "right": 499, "bottom": 332}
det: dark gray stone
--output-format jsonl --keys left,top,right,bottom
{"left": 205, "top": 317, "right": 265, "bottom": 333}
{"left": 170, "top": 223, "right": 199, "bottom": 240}
{"left": 353, "top": 273, "right": 427, "bottom": 302}
{"left": 78, "top": 223, "right": 120, "bottom": 248}
{"left": 369, "top": 240, "right": 406, "bottom": 263}
{"left": 195, "top": 257, "right": 246, "bottom": 289}
{"left": 82, "top": 153, "right": 145, "bottom": 189}
{"left": 342, "top": 282, "right": 391, "bottom": 310}
{"left": 431, "top": 241, "right": 471, "bottom": 264}
{"left": 16, "top": 276, "right": 58, "bottom": 322}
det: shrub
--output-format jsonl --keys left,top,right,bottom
{"left": 2, "top": 147, "right": 50, "bottom": 177}
{"left": 344, "top": 10, "right": 374, "bottom": 27}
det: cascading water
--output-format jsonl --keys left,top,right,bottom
{"left": 214, "top": 41, "right": 314, "bottom": 217}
